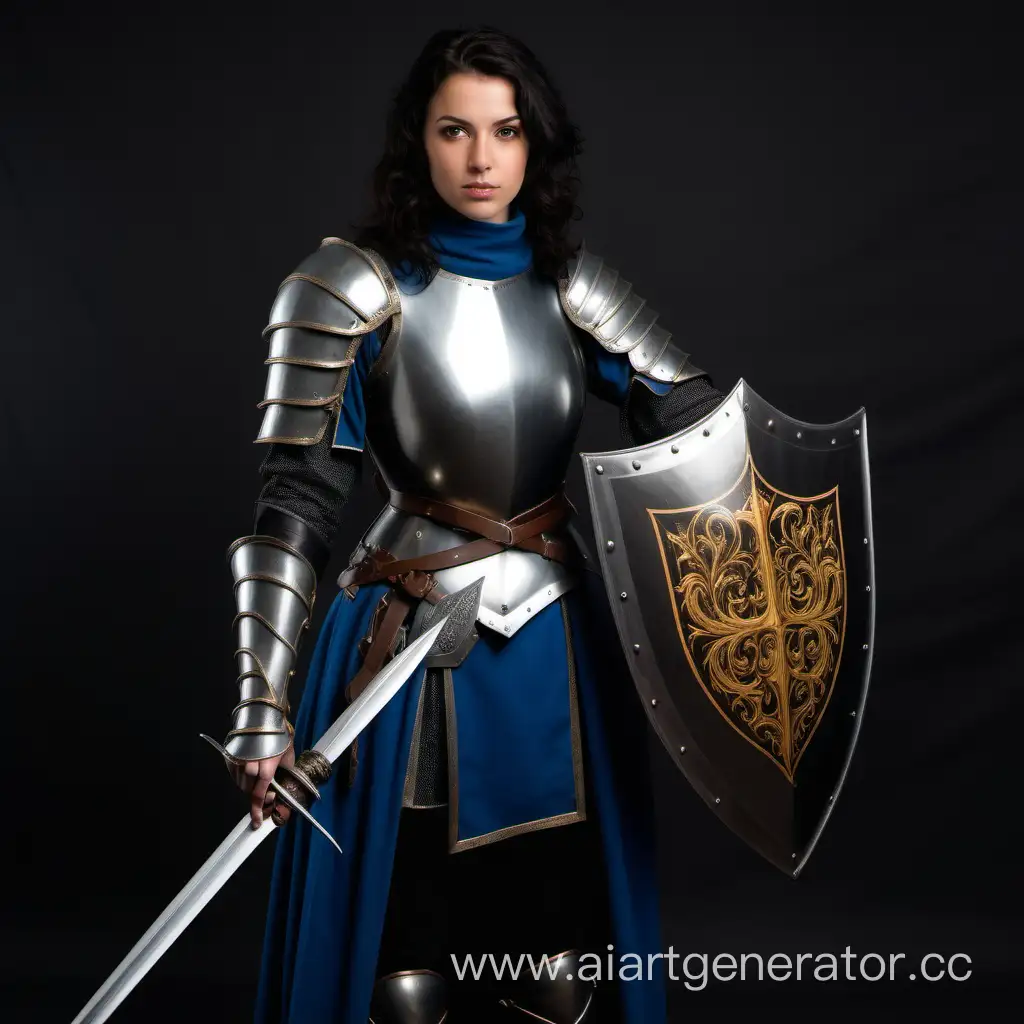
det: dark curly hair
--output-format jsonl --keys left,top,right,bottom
{"left": 353, "top": 26, "right": 583, "bottom": 281}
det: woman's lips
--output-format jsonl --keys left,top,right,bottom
{"left": 464, "top": 185, "right": 498, "bottom": 199}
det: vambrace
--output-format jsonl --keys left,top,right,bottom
{"left": 222, "top": 530, "right": 318, "bottom": 762}
{"left": 256, "top": 237, "right": 400, "bottom": 445}
{"left": 559, "top": 242, "right": 705, "bottom": 384}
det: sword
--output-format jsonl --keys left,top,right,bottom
{"left": 70, "top": 577, "right": 484, "bottom": 1024}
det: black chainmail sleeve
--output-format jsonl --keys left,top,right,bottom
{"left": 620, "top": 373, "right": 726, "bottom": 446}
{"left": 247, "top": 319, "right": 396, "bottom": 578}
{"left": 251, "top": 427, "right": 362, "bottom": 579}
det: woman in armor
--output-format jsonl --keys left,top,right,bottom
{"left": 222, "top": 26, "right": 724, "bottom": 1024}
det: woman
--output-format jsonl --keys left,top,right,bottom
{"left": 221, "top": 26, "right": 724, "bottom": 1024}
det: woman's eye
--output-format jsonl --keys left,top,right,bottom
{"left": 443, "top": 125, "right": 466, "bottom": 138}
{"left": 497, "top": 126, "right": 520, "bottom": 138}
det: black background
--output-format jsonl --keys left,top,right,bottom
{"left": 2, "top": 4, "right": 1022, "bottom": 1021}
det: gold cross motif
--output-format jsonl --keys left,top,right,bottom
{"left": 650, "top": 458, "right": 847, "bottom": 783}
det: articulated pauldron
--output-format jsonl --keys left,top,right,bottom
{"left": 559, "top": 242, "right": 705, "bottom": 384}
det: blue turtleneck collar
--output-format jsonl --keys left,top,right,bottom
{"left": 393, "top": 206, "right": 532, "bottom": 289}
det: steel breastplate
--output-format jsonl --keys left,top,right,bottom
{"left": 364, "top": 266, "right": 587, "bottom": 519}
{"left": 357, "top": 266, "right": 589, "bottom": 637}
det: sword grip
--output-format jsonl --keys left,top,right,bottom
{"left": 268, "top": 749, "right": 342, "bottom": 853}
{"left": 275, "top": 749, "right": 333, "bottom": 809}
{"left": 200, "top": 734, "right": 336, "bottom": 840}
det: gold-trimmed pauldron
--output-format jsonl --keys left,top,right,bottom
{"left": 255, "top": 238, "right": 401, "bottom": 445}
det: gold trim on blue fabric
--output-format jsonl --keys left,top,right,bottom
{"left": 445, "top": 597, "right": 586, "bottom": 853}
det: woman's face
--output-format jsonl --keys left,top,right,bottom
{"left": 423, "top": 71, "right": 528, "bottom": 224}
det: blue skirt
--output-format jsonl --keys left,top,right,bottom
{"left": 253, "top": 571, "right": 665, "bottom": 1024}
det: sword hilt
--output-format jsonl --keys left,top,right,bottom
{"left": 277, "top": 748, "right": 333, "bottom": 802}
{"left": 199, "top": 735, "right": 342, "bottom": 854}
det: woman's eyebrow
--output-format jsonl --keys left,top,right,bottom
{"left": 435, "top": 114, "right": 522, "bottom": 126}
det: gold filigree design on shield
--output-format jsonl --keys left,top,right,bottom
{"left": 649, "top": 458, "right": 846, "bottom": 783}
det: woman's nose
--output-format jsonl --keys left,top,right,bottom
{"left": 468, "top": 136, "right": 492, "bottom": 172}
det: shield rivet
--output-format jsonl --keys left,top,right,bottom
{"left": 680, "top": 746, "right": 686, "bottom": 754}
{"left": 863, "top": 537, "right": 869, "bottom": 544}
{"left": 671, "top": 444, "right": 679, "bottom": 454}
{"left": 633, "top": 644, "right": 640, "bottom": 653}
{"left": 865, "top": 585, "right": 871, "bottom": 592}
{"left": 606, "top": 540, "right": 615, "bottom": 551}
{"left": 796, "top": 431, "right": 803, "bottom": 439}
{"left": 743, "top": 403, "right": 749, "bottom": 411}
{"left": 831, "top": 437, "right": 837, "bottom": 445}
{"left": 767, "top": 419, "right": 774, "bottom": 429}
{"left": 702, "top": 428, "right": 710, "bottom": 437}
{"left": 620, "top": 591, "right": 628, "bottom": 600}
{"left": 501, "top": 604, "right": 509, "bottom": 613}
{"left": 595, "top": 465, "right": 604, "bottom": 475}
{"left": 863, "top": 643, "right": 869, "bottom": 650}
{"left": 547, "top": 589, "right": 552, "bottom": 595}
{"left": 829, "top": 793, "right": 834, "bottom": 802}
{"left": 715, "top": 797, "right": 721, "bottom": 804}
{"left": 850, "top": 710, "right": 857, "bottom": 717}
{"left": 854, "top": 428, "right": 861, "bottom": 436}
{"left": 632, "top": 460, "right": 641, "bottom": 470}
{"left": 791, "top": 853, "right": 797, "bottom": 859}
{"left": 527, "top": 607, "right": 531, "bottom": 613}
{"left": 651, "top": 698, "right": 658, "bottom": 707}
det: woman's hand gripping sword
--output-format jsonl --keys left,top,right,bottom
{"left": 69, "top": 577, "right": 484, "bottom": 1024}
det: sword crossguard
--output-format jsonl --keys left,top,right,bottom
{"left": 198, "top": 734, "right": 343, "bottom": 855}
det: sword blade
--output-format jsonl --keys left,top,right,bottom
{"left": 71, "top": 815, "right": 276, "bottom": 1024}
{"left": 311, "top": 613, "right": 446, "bottom": 763}
{"left": 70, "top": 614, "right": 449, "bottom": 1024}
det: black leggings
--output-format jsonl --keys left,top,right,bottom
{"left": 376, "top": 804, "right": 618, "bottom": 1019}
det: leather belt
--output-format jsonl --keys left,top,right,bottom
{"left": 337, "top": 487, "right": 577, "bottom": 786}
{"left": 337, "top": 489, "right": 576, "bottom": 593}
{"left": 342, "top": 567, "right": 446, "bottom": 784}
{"left": 386, "top": 488, "right": 573, "bottom": 546}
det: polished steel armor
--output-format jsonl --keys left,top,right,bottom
{"left": 354, "top": 264, "right": 589, "bottom": 635}
{"left": 559, "top": 242, "right": 705, "bottom": 384}
{"left": 364, "top": 266, "right": 587, "bottom": 519}
{"left": 256, "top": 238, "right": 400, "bottom": 445}
{"left": 354, "top": 504, "right": 578, "bottom": 637}
{"left": 369, "top": 970, "right": 448, "bottom": 1024}
{"left": 224, "top": 535, "right": 318, "bottom": 761}
{"left": 498, "top": 950, "right": 595, "bottom": 1023}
